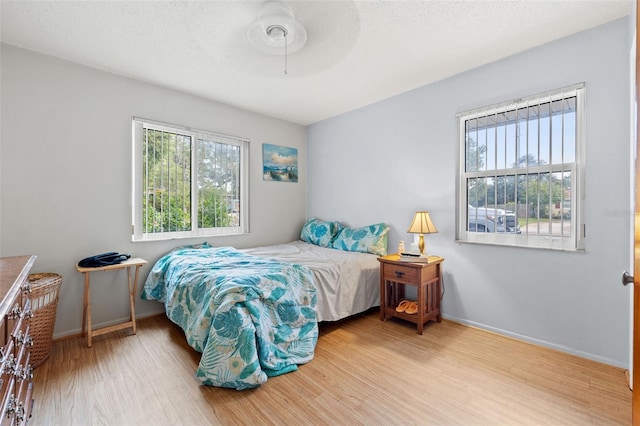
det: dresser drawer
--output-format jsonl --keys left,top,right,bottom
{"left": 1, "top": 374, "right": 31, "bottom": 425}
{"left": 13, "top": 351, "right": 33, "bottom": 425}
{"left": 382, "top": 263, "right": 419, "bottom": 283}
{"left": 0, "top": 302, "right": 33, "bottom": 425}
{"left": 0, "top": 256, "right": 36, "bottom": 425}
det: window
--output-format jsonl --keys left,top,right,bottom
{"left": 132, "top": 118, "right": 249, "bottom": 241}
{"left": 456, "top": 84, "right": 585, "bottom": 251}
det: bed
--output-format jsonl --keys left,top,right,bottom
{"left": 240, "top": 240, "right": 380, "bottom": 322}
{"left": 141, "top": 219, "right": 388, "bottom": 390}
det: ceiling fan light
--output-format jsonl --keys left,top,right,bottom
{"left": 247, "top": 1, "right": 307, "bottom": 55}
{"left": 267, "top": 25, "right": 286, "bottom": 38}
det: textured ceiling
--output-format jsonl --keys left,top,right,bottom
{"left": 0, "top": 0, "right": 633, "bottom": 125}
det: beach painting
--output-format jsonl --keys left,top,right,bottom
{"left": 263, "top": 143, "right": 298, "bottom": 182}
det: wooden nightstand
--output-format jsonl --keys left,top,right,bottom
{"left": 378, "top": 254, "right": 444, "bottom": 334}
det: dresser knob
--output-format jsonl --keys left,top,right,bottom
{"left": 15, "top": 402, "right": 24, "bottom": 422}
{"left": 15, "top": 332, "right": 33, "bottom": 348}
{"left": 13, "top": 365, "right": 23, "bottom": 381}
{"left": 5, "top": 394, "right": 16, "bottom": 418}
{"left": 12, "top": 331, "right": 23, "bottom": 345}
{"left": 23, "top": 365, "right": 33, "bottom": 382}
{"left": 395, "top": 271, "right": 405, "bottom": 278}
{"left": 5, "top": 355, "right": 16, "bottom": 375}
{"left": 7, "top": 304, "right": 21, "bottom": 320}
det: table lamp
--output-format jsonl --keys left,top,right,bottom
{"left": 407, "top": 211, "right": 438, "bottom": 257}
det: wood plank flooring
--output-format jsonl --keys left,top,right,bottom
{"left": 32, "top": 310, "right": 631, "bottom": 425}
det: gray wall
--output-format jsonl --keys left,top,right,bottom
{"left": 307, "top": 18, "right": 631, "bottom": 367}
{"left": 0, "top": 44, "right": 307, "bottom": 338}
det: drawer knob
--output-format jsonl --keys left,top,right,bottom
{"left": 4, "top": 355, "right": 16, "bottom": 374}
{"left": 5, "top": 394, "right": 16, "bottom": 417}
{"left": 7, "top": 304, "right": 22, "bottom": 320}
{"left": 13, "top": 365, "right": 23, "bottom": 381}
{"left": 15, "top": 403, "right": 25, "bottom": 423}
{"left": 20, "top": 365, "right": 33, "bottom": 382}
{"left": 395, "top": 271, "right": 405, "bottom": 278}
{"left": 12, "top": 331, "right": 23, "bottom": 346}
{"left": 13, "top": 331, "right": 32, "bottom": 348}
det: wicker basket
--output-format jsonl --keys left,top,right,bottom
{"left": 27, "top": 273, "right": 62, "bottom": 368}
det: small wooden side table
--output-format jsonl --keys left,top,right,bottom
{"left": 76, "top": 257, "right": 147, "bottom": 347}
{"left": 378, "top": 254, "right": 444, "bottom": 334}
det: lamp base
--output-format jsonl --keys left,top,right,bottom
{"left": 418, "top": 234, "right": 425, "bottom": 257}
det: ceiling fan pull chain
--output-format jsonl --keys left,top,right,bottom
{"left": 284, "top": 32, "right": 288, "bottom": 75}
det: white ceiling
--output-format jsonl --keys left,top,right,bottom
{"left": 0, "top": 0, "right": 632, "bottom": 125}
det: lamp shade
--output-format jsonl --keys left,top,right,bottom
{"left": 407, "top": 211, "right": 438, "bottom": 234}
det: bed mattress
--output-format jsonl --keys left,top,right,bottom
{"left": 241, "top": 240, "right": 380, "bottom": 322}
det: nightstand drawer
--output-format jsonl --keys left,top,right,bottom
{"left": 383, "top": 264, "right": 419, "bottom": 283}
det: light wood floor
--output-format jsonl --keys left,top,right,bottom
{"left": 32, "top": 310, "right": 631, "bottom": 425}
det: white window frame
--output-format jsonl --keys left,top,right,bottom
{"left": 456, "top": 84, "right": 586, "bottom": 251}
{"left": 132, "top": 117, "right": 250, "bottom": 242}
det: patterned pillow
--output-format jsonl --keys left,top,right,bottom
{"left": 300, "top": 218, "right": 343, "bottom": 248}
{"left": 331, "top": 223, "right": 390, "bottom": 256}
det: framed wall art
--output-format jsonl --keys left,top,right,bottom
{"left": 262, "top": 143, "right": 298, "bottom": 182}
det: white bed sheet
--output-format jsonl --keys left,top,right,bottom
{"left": 241, "top": 240, "right": 380, "bottom": 322}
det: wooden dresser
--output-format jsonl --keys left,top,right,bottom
{"left": 0, "top": 256, "right": 36, "bottom": 425}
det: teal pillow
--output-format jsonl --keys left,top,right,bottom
{"left": 331, "top": 223, "right": 390, "bottom": 256}
{"left": 300, "top": 218, "right": 343, "bottom": 248}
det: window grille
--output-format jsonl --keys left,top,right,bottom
{"left": 132, "top": 118, "right": 249, "bottom": 241}
{"left": 456, "top": 84, "right": 585, "bottom": 251}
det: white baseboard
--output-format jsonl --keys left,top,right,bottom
{"left": 52, "top": 311, "right": 165, "bottom": 341}
{"left": 442, "top": 314, "right": 626, "bottom": 369}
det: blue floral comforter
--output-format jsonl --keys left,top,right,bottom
{"left": 141, "top": 246, "right": 318, "bottom": 390}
